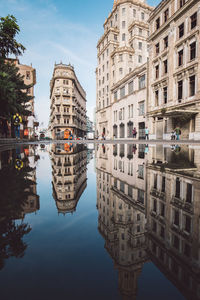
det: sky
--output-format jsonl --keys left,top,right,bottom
{"left": 0, "top": 0, "right": 160, "bottom": 128}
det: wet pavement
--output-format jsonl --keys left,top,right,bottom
{"left": 0, "top": 142, "right": 199, "bottom": 300}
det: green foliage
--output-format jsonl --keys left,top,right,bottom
{"left": 0, "top": 15, "right": 25, "bottom": 58}
{"left": 0, "top": 59, "right": 33, "bottom": 119}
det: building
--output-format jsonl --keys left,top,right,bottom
{"left": 147, "top": 0, "right": 200, "bottom": 140}
{"left": 96, "top": 143, "right": 148, "bottom": 299}
{"left": 146, "top": 144, "right": 200, "bottom": 299}
{"left": 50, "top": 143, "right": 87, "bottom": 214}
{"left": 50, "top": 63, "right": 87, "bottom": 139}
{"left": 96, "top": 0, "right": 153, "bottom": 139}
{"left": 7, "top": 58, "right": 36, "bottom": 114}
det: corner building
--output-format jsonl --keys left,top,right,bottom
{"left": 50, "top": 63, "right": 87, "bottom": 139}
{"left": 147, "top": 0, "right": 200, "bottom": 140}
{"left": 96, "top": 0, "right": 153, "bottom": 139}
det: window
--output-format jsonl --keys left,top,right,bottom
{"left": 114, "top": 34, "right": 117, "bottom": 41}
{"left": 141, "top": 12, "right": 144, "bottom": 20}
{"left": 119, "top": 68, "right": 123, "bottom": 75}
{"left": 156, "top": 17, "right": 160, "bottom": 29}
{"left": 163, "top": 87, "right": 168, "bottom": 104}
{"left": 138, "top": 189, "right": 144, "bottom": 204}
{"left": 160, "top": 226, "right": 165, "bottom": 238}
{"left": 186, "top": 183, "right": 192, "bottom": 203}
{"left": 191, "top": 12, "right": 197, "bottom": 30}
{"left": 160, "top": 203, "right": 165, "bottom": 217}
{"left": 139, "top": 75, "right": 145, "bottom": 89}
{"left": 190, "top": 42, "right": 196, "bottom": 60}
{"left": 164, "top": 8, "right": 169, "bottom": 22}
{"left": 122, "top": 21, "right": 125, "bottom": 28}
{"left": 139, "top": 28, "right": 142, "bottom": 36}
{"left": 138, "top": 55, "right": 142, "bottom": 63}
{"left": 189, "top": 75, "right": 195, "bottom": 96}
{"left": 173, "top": 235, "right": 180, "bottom": 250}
{"left": 122, "top": 33, "right": 126, "bottom": 41}
{"left": 175, "top": 178, "right": 181, "bottom": 198}
{"left": 122, "top": 7, "right": 126, "bottom": 15}
{"left": 162, "top": 177, "right": 166, "bottom": 192}
{"left": 155, "top": 65, "right": 159, "bottom": 79}
{"left": 155, "top": 90, "right": 159, "bottom": 106}
{"left": 153, "top": 199, "right": 157, "bottom": 212}
{"left": 139, "top": 101, "right": 145, "bottom": 116}
{"left": 114, "top": 91, "right": 117, "bottom": 101}
{"left": 179, "top": 0, "right": 185, "bottom": 8}
{"left": 138, "top": 165, "right": 144, "bottom": 179}
{"left": 178, "top": 80, "right": 183, "bottom": 100}
{"left": 120, "top": 86, "right": 125, "bottom": 98}
{"left": 26, "top": 71, "right": 30, "bottom": 80}
{"left": 178, "top": 49, "right": 183, "bottom": 66}
{"left": 185, "top": 215, "right": 191, "bottom": 233}
{"left": 139, "top": 42, "right": 142, "bottom": 50}
{"left": 163, "top": 59, "right": 168, "bottom": 73}
{"left": 128, "top": 81, "right": 133, "bottom": 94}
{"left": 133, "top": 9, "right": 136, "bottom": 17}
{"left": 179, "top": 23, "right": 184, "bottom": 38}
{"left": 155, "top": 43, "right": 159, "bottom": 55}
{"left": 128, "top": 186, "right": 132, "bottom": 197}
{"left": 164, "top": 36, "right": 168, "bottom": 48}
{"left": 119, "top": 54, "right": 123, "bottom": 62}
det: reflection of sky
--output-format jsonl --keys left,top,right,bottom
{"left": 0, "top": 0, "right": 160, "bottom": 127}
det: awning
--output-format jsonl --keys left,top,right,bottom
{"left": 149, "top": 109, "right": 198, "bottom": 118}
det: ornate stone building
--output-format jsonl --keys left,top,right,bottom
{"left": 146, "top": 144, "right": 200, "bottom": 299}
{"left": 50, "top": 144, "right": 87, "bottom": 214}
{"left": 50, "top": 63, "right": 87, "bottom": 139}
{"left": 96, "top": 0, "right": 153, "bottom": 139}
{"left": 147, "top": 0, "right": 200, "bottom": 140}
{"left": 96, "top": 143, "right": 148, "bottom": 299}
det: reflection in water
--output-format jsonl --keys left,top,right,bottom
{"left": 50, "top": 143, "right": 88, "bottom": 214}
{"left": 0, "top": 145, "right": 40, "bottom": 270}
{"left": 96, "top": 143, "right": 200, "bottom": 300}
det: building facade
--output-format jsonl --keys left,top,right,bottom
{"left": 50, "top": 63, "right": 87, "bottom": 139}
{"left": 147, "top": 0, "right": 200, "bottom": 140}
{"left": 96, "top": 0, "right": 153, "bottom": 139}
{"left": 50, "top": 143, "right": 87, "bottom": 214}
{"left": 146, "top": 144, "right": 200, "bottom": 299}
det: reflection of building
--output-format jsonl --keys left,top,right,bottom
{"left": 147, "top": 0, "right": 200, "bottom": 140}
{"left": 96, "top": 0, "right": 153, "bottom": 139}
{"left": 50, "top": 63, "right": 87, "bottom": 139}
{"left": 50, "top": 144, "right": 87, "bottom": 214}
{"left": 96, "top": 143, "right": 148, "bottom": 299}
{"left": 146, "top": 145, "right": 200, "bottom": 300}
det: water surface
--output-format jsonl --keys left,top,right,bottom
{"left": 0, "top": 142, "right": 199, "bottom": 300}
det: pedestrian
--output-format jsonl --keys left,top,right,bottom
{"left": 132, "top": 127, "right": 137, "bottom": 139}
{"left": 171, "top": 131, "right": 175, "bottom": 140}
{"left": 13, "top": 113, "right": 22, "bottom": 139}
{"left": 27, "top": 114, "right": 35, "bottom": 139}
{"left": 132, "top": 144, "right": 137, "bottom": 154}
{"left": 175, "top": 127, "right": 181, "bottom": 140}
{"left": 145, "top": 127, "right": 149, "bottom": 140}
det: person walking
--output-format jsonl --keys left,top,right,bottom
{"left": 145, "top": 127, "right": 149, "bottom": 140}
{"left": 175, "top": 127, "right": 181, "bottom": 140}
{"left": 132, "top": 127, "right": 137, "bottom": 139}
{"left": 13, "top": 113, "right": 22, "bottom": 139}
{"left": 27, "top": 114, "right": 35, "bottom": 139}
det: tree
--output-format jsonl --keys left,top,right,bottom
{"left": 0, "top": 59, "right": 33, "bottom": 119}
{"left": 0, "top": 15, "right": 25, "bottom": 58}
{"left": 0, "top": 15, "right": 33, "bottom": 119}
